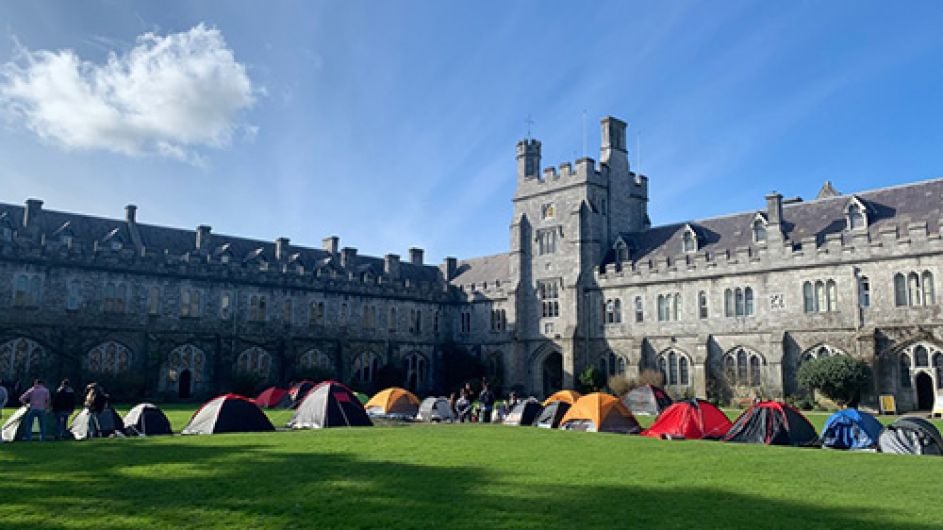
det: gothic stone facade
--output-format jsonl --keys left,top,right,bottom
{"left": 2, "top": 116, "right": 942, "bottom": 409}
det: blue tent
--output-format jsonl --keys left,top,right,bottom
{"left": 820, "top": 408, "right": 884, "bottom": 450}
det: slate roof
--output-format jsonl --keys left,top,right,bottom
{"left": 444, "top": 253, "right": 510, "bottom": 287}
{"left": 619, "top": 177, "right": 943, "bottom": 263}
{"left": 0, "top": 202, "right": 443, "bottom": 283}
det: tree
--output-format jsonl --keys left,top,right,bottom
{"left": 579, "top": 365, "right": 606, "bottom": 394}
{"left": 797, "top": 355, "right": 872, "bottom": 407}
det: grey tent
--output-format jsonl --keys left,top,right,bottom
{"left": 504, "top": 398, "right": 542, "bottom": 426}
{"left": 623, "top": 385, "right": 673, "bottom": 416}
{"left": 70, "top": 407, "right": 126, "bottom": 440}
{"left": 124, "top": 403, "right": 173, "bottom": 436}
{"left": 878, "top": 416, "right": 943, "bottom": 456}
{"left": 533, "top": 401, "right": 571, "bottom": 429}
{"left": 1, "top": 406, "right": 53, "bottom": 442}
{"left": 288, "top": 382, "right": 372, "bottom": 429}
{"left": 416, "top": 397, "right": 454, "bottom": 422}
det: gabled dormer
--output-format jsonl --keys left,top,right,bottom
{"left": 101, "top": 227, "right": 126, "bottom": 251}
{"left": 51, "top": 221, "right": 76, "bottom": 247}
{"left": 751, "top": 213, "right": 768, "bottom": 244}
{"left": 0, "top": 212, "right": 15, "bottom": 242}
{"left": 214, "top": 243, "right": 234, "bottom": 264}
{"left": 844, "top": 196, "right": 868, "bottom": 232}
{"left": 681, "top": 224, "right": 698, "bottom": 254}
{"left": 245, "top": 247, "right": 269, "bottom": 270}
{"left": 613, "top": 235, "right": 630, "bottom": 263}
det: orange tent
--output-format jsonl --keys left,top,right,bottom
{"left": 559, "top": 392, "right": 640, "bottom": 434}
{"left": 542, "top": 390, "right": 582, "bottom": 406}
{"left": 365, "top": 387, "right": 421, "bottom": 416}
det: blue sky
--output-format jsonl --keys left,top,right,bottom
{"left": 1, "top": 2, "right": 942, "bottom": 263}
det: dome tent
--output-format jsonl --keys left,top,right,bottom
{"left": 254, "top": 387, "right": 292, "bottom": 409}
{"left": 503, "top": 398, "right": 542, "bottom": 426}
{"left": 70, "top": 407, "right": 127, "bottom": 440}
{"left": 878, "top": 416, "right": 943, "bottom": 456}
{"left": 182, "top": 394, "right": 275, "bottom": 435}
{"left": 559, "top": 393, "right": 641, "bottom": 434}
{"left": 2, "top": 406, "right": 55, "bottom": 442}
{"left": 643, "top": 399, "right": 733, "bottom": 440}
{"left": 288, "top": 380, "right": 319, "bottom": 407}
{"left": 288, "top": 381, "right": 372, "bottom": 429}
{"left": 123, "top": 403, "right": 173, "bottom": 436}
{"left": 533, "top": 400, "right": 571, "bottom": 429}
{"left": 623, "top": 385, "right": 673, "bottom": 416}
{"left": 416, "top": 397, "right": 455, "bottom": 422}
{"left": 819, "top": 408, "right": 884, "bottom": 450}
{"left": 365, "top": 387, "right": 421, "bottom": 418}
{"left": 542, "top": 390, "right": 581, "bottom": 406}
{"left": 724, "top": 401, "right": 818, "bottom": 446}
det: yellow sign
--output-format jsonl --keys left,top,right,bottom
{"left": 879, "top": 394, "right": 897, "bottom": 415}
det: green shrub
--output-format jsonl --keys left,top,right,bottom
{"left": 797, "top": 355, "right": 872, "bottom": 407}
{"left": 229, "top": 371, "right": 265, "bottom": 397}
{"left": 579, "top": 366, "right": 606, "bottom": 394}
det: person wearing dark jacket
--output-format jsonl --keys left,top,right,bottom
{"left": 478, "top": 383, "right": 495, "bottom": 423}
{"left": 52, "top": 379, "right": 76, "bottom": 440}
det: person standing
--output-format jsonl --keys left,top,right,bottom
{"left": 52, "top": 379, "right": 76, "bottom": 440}
{"left": 478, "top": 382, "right": 495, "bottom": 424}
{"left": 0, "top": 379, "right": 8, "bottom": 420}
{"left": 19, "top": 379, "right": 51, "bottom": 441}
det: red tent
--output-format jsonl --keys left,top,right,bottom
{"left": 642, "top": 399, "right": 733, "bottom": 440}
{"left": 255, "top": 387, "right": 291, "bottom": 409}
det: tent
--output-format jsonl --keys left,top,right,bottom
{"left": 123, "top": 403, "right": 173, "bottom": 436}
{"left": 416, "top": 397, "right": 455, "bottom": 422}
{"left": 534, "top": 401, "right": 571, "bottom": 429}
{"left": 723, "top": 401, "right": 818, "bottom": 446}
{"left": 289, "top": 380, "right": 319, "bottom": 407}
{"left": 878, "top": 416, "right": 943, "bottom": 456}
{"left": 623, "top": 385, "right": 673, "bottom": 416}
{"left": 820, "top": 408, "right": 884, "bottom": 450}
{"left": 365, "top": 387, "right": 421, "bottom": 418}
{"left": 254, "top": 387, "right": 292, "bottom": 409}
{"left": 542, "top": 390, "right": 581, "bottom": 407}
{"left": 643, "top": 399, "right": 733, "bottom": 440}
{"left": 1, "top": 406, "right": 55, "bottom": 442}
{"left": 288, "top": 381, "right": 373, "bottom": 429}
{"left": 559, "top": 393, "right": 641, "bottom": 434}
{"left": 503, "top": 398, "right": 542, "bottom": 426}
{"left": 71, "top": 407, "right": 127, "bottom": 440}
{"left": 181, "top": 394, "right": 275, "bottom": 435}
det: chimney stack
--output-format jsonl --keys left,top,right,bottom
{"left": 765, "top": 192, "right": 784, "bottom": 227}
{"left": 125, "top": 204, "right": 137, "bottom": 224}
{"left": 196, "top": 225, "right": 212, "bottom": 251}
{"left": 23, "top": 198, "right": 43, "bottom": 229}
{"left": 445, "top": 256, "right": 458, "bottom": 281}
{"left": 322, "top": 236, "right": 339, "bottom": 256}
{"left": 340, "top": 247, "right": 357, "bottom": 268}
{"left": 409, "top": 247, "right": 424, "bottom": 265}
{"left": 384, "top": 254, "right": 401, "bottom": 279}
{"left": 275, "top": 237, "right": 290, "bottom": 261}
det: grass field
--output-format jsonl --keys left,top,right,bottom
{"left": 2, "top": 406, "right": 943, "bottom": 529}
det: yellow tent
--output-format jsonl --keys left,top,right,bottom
{"left": 365, "top": 387, "right": 421, "bottom": 416}
{"left": 559, "top": 392, "right": 640, "bottom": 433}
{"left": 542, "top": 390, "right": 582, "bottom": 407}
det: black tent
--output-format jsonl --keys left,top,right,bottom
{"left": 416, "top": 397, "right": 455, "bottom": 422}
{"left": 878, "top": 416, "right": 943, "bottom": 456}
{"left": 723, "top": 401, "right": 818, "bottom": 446}
{"left": 70, "top": 407, "right": 127, "bottom": 440}
{"left": 288, "top": 382, "right": 373, "bottom": 429}
{"left": 289, "top": 380, "right": 319, "bottom": 408}
{"left": 504, "top": 398, "right": 542, "bottom": 426}
{"left": 124, "top": 403, "right": 173, "bottom": 436}
{"left": 182, "top": 394, "right": 275, "bottom": 435}
{"left": 533, "top": 401, "right": 571, "bottom": 429}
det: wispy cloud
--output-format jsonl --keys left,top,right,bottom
{"left": 0, "top": 23, "right": 257, "bottom": 164}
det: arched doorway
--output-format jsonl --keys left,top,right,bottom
{"left": 178, "top": 369, "right": 192, "bottom": 399}
{"left": 542, "top": 352, "right": 563, "bottom": 397}
{"left": 915, "top": 372, "right": 934, "bottom": 410}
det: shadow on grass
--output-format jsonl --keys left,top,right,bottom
{"left": 0, "top": 436, "right": 935, "bottom": 529}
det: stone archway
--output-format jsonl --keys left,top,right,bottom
{"left": 915, "top": 371, "right": 934, "bottom": 410}
{"left": 542, "top": 352, "right": 563, "bottom": 398}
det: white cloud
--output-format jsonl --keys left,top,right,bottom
{"left": 0, "top": 23, "right": 256, "bottom": 162}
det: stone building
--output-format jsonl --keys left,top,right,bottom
{"left": 2, "top": 115, "right": 942, "bottom": 409}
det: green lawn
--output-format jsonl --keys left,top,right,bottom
{"left": 2, "top": 405, "right": 943, "bottom": 529}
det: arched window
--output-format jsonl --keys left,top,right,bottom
{"left": 389, "top": 307, "right": 397, "bottom": 331}
{"left": 818, "top": 346, "right": 831, "bottom": 359}
{"left": 900, "top": 353, "right": 912, "bottom": 388}
{"left": 657, "top": 295, "right": 667, "bottom": 322}
{"left": 66, "top": 279, "right": 82, "bottom": 311}
{"left": 923, "top": 271, "right": 935, "bottom": 305}
{"left": 744, "top": 288, "right": 754, "bottom": 316}
{"left": 915, "top": 345, "right": 929, "bottom": 367}
{"left": 749, "top": 356, "right": 761, "bottom": 386}
{"left": 894, "top": 273, "right": 907, "bottom": 306}
{"left": 934, "top": 353, "right": 943, "bottom": 389}
{"left": 847, "top": 203, "right": 865, "bottom": 230}
{"left": 735, "top": 288, "right": 744, "bottom": 316}
{"left": 908, "top": 272, "right": 922, "bottom": 306}
{"left": 725, "top": 348, "right": 764, "bottom": 387}
{"left": 13, "top": 275, "right": 29, "bottom": 306}
{"left": 826, "top": 280, "right": 837, "bottom": 312}
{"left": 613, "top": 299, "right": 622, "bottom": 323}
{"left": 168, "top": 345, "right": 206, "bottom": 385}
{"left": 858, "top": 276, "right": 870, "bottom": 308}
{"left": 236, "top": 347, "right": 271, "bottom": 377}
{"left": 679, "top": 357, "right": 689, "bottom": 385}
{"left": 658, "top": 356, "right": 668, "bottom": 383}
{"left": 682, "top": 230, "right": 696, "bottom": 253}
{"left": 299, "top": 349, "right": 333, "bottom": 373}
{"left": 353, "top": 352, "right": 380, "bottom": 384}
{"left": 724, "top": 355, "right": 736, "bottom": 382}
{"left": 724, "top": 289, "right": 734, "bottom": 317}
{"left": 87, "top": 341, "right": 132, "bottom": 375}
{"left": 668, "top": 350, "right": 678, "bottom": 385}
{"left": 402, "top": 352, "right": 427, "bottom": 391}
{"left": 634, "top": 296, "right": 643, "bottom": 323}
{"left": 815, "top": 281, "right": 825, "bottom": 313}
{"left": 599, "top": 351, "right": 627, "bottom": 378}
{"left": 736, "top": 349, "right": 747, "bottom": 382}
{"left": 0, "top": 338, "right": 44, "bottom": 382}
{"left": 658, "top": 350, "right": 691, "bottom": 387}
{"left": 615, "top": 242, "right": 629, "bottom": 263}
{"left": 698, "top": 291, "right": 708, "bottom": 319}
{"left": 800, "top": 344, "right": 846, "bottom": 364}
{"left": 753, "top": 219, "right": 767, "bottom": 243}
{"left": 673, "top": 293, "right": 682, "bottom": 321}
{"left": 803, "top": 282, "right": 814, "bottom": 313}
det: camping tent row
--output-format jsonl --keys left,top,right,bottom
{"left": 2, "top": 402, "right": 173, "bottom": 442}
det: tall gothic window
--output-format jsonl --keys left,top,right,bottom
{"left": 634, "top": 296, "right": 643, "bottom": 323}
{"left": 87, "top": 341, "right": 132, "bottom": 375}
{"left": 858, "top": 276, "right": 870, "bottom": 308}
{"left": 658, "top": 349, "right": 691, "bottom": 386}
{"left": 236, "top": 347, "right": 271, "bottom": 377}
{"left": 353, "top": 352, "right": 380, "bottom": 384}
{"left": 698, "top": 291, "right": 708, "bottom": 319}
{"left": 0, "top": 338, "right": 44, "bottom": 383}
{"left": 725, "top": 347, "right": 764, "bottom": 387}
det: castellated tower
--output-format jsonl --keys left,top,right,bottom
{"left": 507, "top": 116, "right": 649, "bottom": 393}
